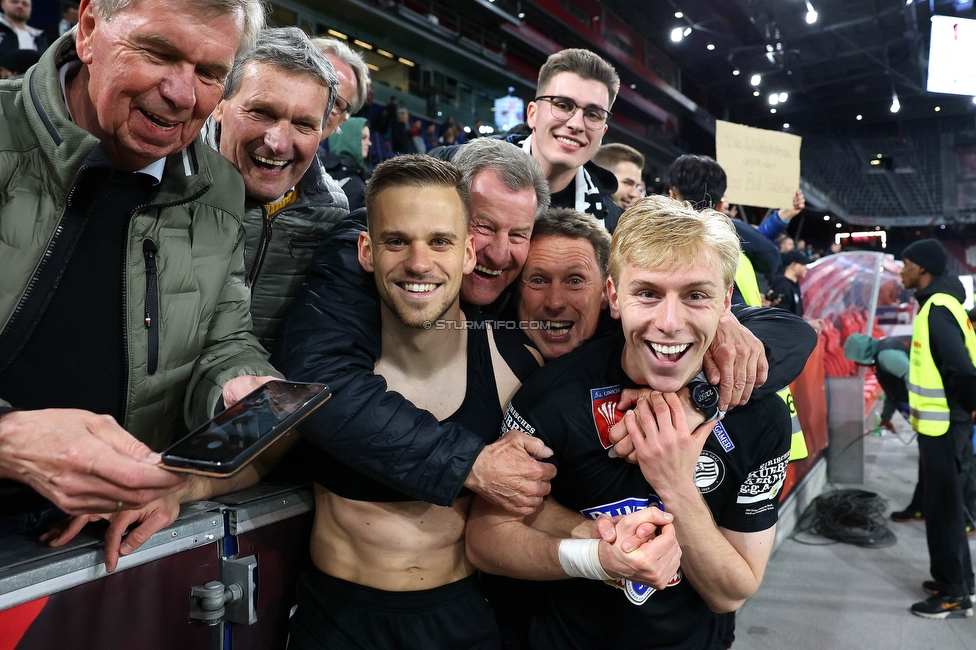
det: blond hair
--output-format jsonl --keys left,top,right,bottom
{"left": 608, "top": 195, "right": 740, "bottom": 288}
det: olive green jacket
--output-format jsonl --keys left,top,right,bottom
{"left": 0, "top": 36, "right": 278, "bottom": 450}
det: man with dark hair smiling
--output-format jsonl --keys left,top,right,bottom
{"left": 517, "top": 208, "right": 611, "bottom": 361}
{"left": 432, "top": 48, "right": 624, "bottom": 232}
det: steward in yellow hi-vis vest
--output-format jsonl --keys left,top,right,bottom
{"left": 900, "top": 238, "right": 976, "bottom": 619}
{"left": 735, "top": 253, "right": 808, "bottom": 461}
{"left": 909, "top": 292, "right": 976, "bottom": 435}
{"left": 735, "top": 253, "right": 763, "bottom": 308}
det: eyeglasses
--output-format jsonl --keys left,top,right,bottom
{"left": 534, "top": 95, "right": 611, "bottom": 129}
{"left": 331, "top": 94, "right": 351, "bottom": 116}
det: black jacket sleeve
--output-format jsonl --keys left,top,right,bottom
{"left": 734, "top": 219, "right": 781, "bottom": 276}
{"left": 602, "top": 198, "right": 624, "bottom": 233}
{"left": 270, "top": 212, "right": 486, "bottom": 506}
{"left": 731, "top": 304, "right": 818, "bottom": 400}
{"left": 929, "top": 305, "right": 976, "bottom": 414}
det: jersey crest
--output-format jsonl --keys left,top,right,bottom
{"left": 695, "top": 450, "right": 726, "bottom": 494}
{"left": 590, "top": 385, "right": 622, "bottom": 449}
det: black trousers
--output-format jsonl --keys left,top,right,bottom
{"left": 919, "top": 421, "right": 976, "bottom": 598}
{"left": 906, "top": 436, "right": 976, "bottom": 522}
{"left": 288, "top": 566, "right": 501, "bottom": 650}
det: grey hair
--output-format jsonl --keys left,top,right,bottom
{"left": 452, "top": 138, "right": 551, "bottom": 219}
{"left": 223, "top": 27, "right": 338, "bottom": 122}
{"left": 90, "top": 0, "right": 265, "bottom": 57}
{"left": 311, "top": 37, "right": 370, "bottom": 115}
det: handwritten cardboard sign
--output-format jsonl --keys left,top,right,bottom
{"left": 715, "top": 120, "right": 801, "bottom": 209}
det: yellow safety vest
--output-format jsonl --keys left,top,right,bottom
{"left": 735, "top": 252, "right": 808, "bottom": 460}
{"left": 778, "top": 386, "right": 808, "bottom": 460}
{"left": 908, "top": 292, "right": 976, "bottom": 436}
{"left": 735, "top": 253, "right": 763, "bottom": 308}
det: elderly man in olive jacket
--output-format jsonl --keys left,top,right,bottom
{"left": 0, "top": 0, "right": 278, "bottom": 534}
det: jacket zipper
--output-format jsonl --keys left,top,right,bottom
{"left": 120, "top": 186, "right": 209, "bottom": 428}
{"left": 0, "top": 167, "right": 90, "bottom": 372}
{"left": 248, "top": 206, "right": 273, "bottom": 289}
{"left": 143, "top": 239, "right": 159, "bottom": 375}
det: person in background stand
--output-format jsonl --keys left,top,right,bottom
{"left": 44, "top": 1, "right": 77, "bottom": 44}
{"left": 0, "top": 0, "right": 44, "bottom": 56}
{"left": 321, "top": 116, "right": 372, "bottom": 212}
{"left": 844, "top": 333, "right": 976, "bottom": 534}
{"left": 390, "top": 107, "right": 416, "bottom": 154}
{"left": 900, "top": 238, "right": 976, "bottom": 619}
{"left": 769, "top": 249, "right": 826, "bottom": 334}
{"left": 0, "top": 45, "right": 36, "bottom": 78}
{"left": 593, "top": 143, "right": 644, "bottom": 210}
{"left": 311, "top": 37, "right": 369, "bottom": 139}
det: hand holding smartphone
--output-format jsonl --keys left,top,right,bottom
{"left": 160, "top": 380, "right": 331, "bottom": 477}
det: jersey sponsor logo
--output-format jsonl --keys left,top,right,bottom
{"left": 590, "top": 385, "right": 622, "bottom": 449}
{"left": 578, "top": 496, "right": 676, "bottom": 606}
{"left": 501, "top": 403, "right": 536, "bottom": 437}
{"left": 695, "top": 450, "right": 726, "bottom": 493}
{"left": 580, "top": 496, "right": 664, "bottom": 520}
{"left": 736, "top": 450, "right": 789, "bottom": 505}
{"left": 712, "top": 421, "right": 735, "bottom": 452}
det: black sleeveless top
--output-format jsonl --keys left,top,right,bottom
{"left": 311, "top": 323, "right": 504, "bottom": 502}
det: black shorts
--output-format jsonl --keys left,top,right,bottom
{"left": 288, "top": 566, "right": 501, "bottom": 650}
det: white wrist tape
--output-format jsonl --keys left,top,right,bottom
{"left": 558, "top": 538, "right": 612, "bottom": 581}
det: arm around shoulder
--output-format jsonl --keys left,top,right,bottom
{"left": 271, "top": 216, "right": 488, "bottom": 506}
{"left": 732, "top": 304, "right": 817, "bottom": 398}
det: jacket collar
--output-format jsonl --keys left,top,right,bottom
{"left": 915, "top": 272, "right": 965, "bottom": 307}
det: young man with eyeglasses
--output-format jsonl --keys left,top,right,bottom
{"left": 526, "top": 49, "right": 622, "bottom": 231}
{"left": 433, "top": 48, "right": 624, "bottom": 232}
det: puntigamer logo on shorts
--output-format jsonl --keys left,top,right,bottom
{"left": 590, "top": 385, "right": 622, "bottom": 448}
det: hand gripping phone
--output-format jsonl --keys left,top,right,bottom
{"left": 160, "top": 380, "right": 331, "bottom": 477}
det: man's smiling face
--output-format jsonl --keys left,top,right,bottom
{"left": 73, "top": 0, "right": 243, "bottom": 171}
{"left": 359, "top": 184, "right": 474, "bottom": 328}
{"left": 214, "top": 60, "right": 328, "bottom": 203}
{"left": 526, "top": 71, "right": 610, "bottom": 177}
{"left": 608, "top": 254, "right": 731, "bottom": 392}
{"left": 461, "top": 170, "right": 538, "bottom": 306}
{"left": 518, "top": 235, "right": 607, "bottom": 360}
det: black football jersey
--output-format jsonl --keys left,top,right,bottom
{"left": 501, "top": 332, "right": 791, "bottom": 650}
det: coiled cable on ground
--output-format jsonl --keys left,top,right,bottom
{"left": 791, "top": 489, "right": 897, "bottom": 548}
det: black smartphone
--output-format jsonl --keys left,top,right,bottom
{"left": 160, "top": 380, "right": 331, "bottom": 477}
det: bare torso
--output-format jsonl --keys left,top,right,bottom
{"left": 309, "top": 326, "right": 524, "bottom": 591}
